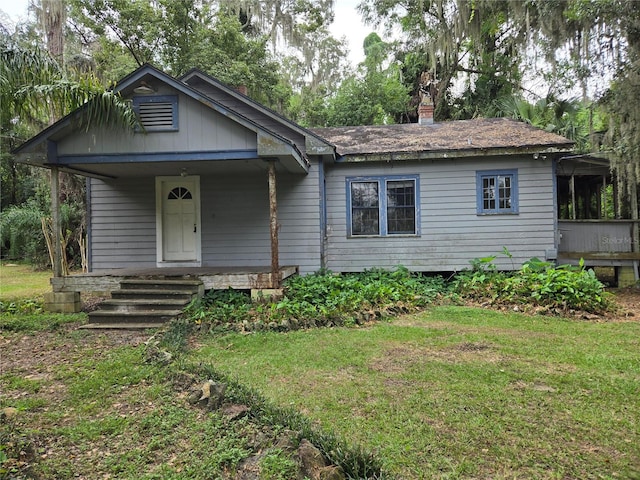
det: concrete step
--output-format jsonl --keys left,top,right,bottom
{"left": 80, "top": 322, "right": 166, "bottom": 330}
{"left": 110, "top": 289, "right": 195, "bottom": 301}
{"left": 88, "top": 309, "right": 182, "bottom": 324}
{"left": 96, "top": 298, "right": 190, "bottom": 313}
{"left": 120, "top": 278, "right": 203, "bottom": 292}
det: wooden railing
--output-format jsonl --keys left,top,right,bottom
{"left": 557, "top": 220, "right": 640, "bottom": 261}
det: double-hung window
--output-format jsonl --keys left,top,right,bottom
{"left": 347, "top": 175, "right": 419, "bottom": 236}
{"left": 476, "top": 169, "right": 518, "bottom": 214}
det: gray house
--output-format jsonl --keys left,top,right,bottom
{"left": 16, "top": 64, "right": 597, "bottom": 319}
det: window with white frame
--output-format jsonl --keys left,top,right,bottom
{"left": 476, "top": 169, "right": 518, "bottom": 214}
{"left": 347, "top": 176, "right": 419, "bottom": 236}
{"left": 133, "top": 95, "right": 178, "bottom": 131}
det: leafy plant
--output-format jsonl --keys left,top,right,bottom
{"left": 259, "top": 448, "right": 299, "bottom": 480}
{"left": 454, "top": 254, "right": 611, "bottom": 313}
{"left": 182, "top": 267, "right": 447, "bottom": 333}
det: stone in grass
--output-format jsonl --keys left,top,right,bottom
{"left": 187, "top": 380, "right": 227, "bottom": 410}
{"left": 297, "top": 439, "right": 345, "bottom": 480}
{"left": 220, "top": 403, "right": 250, "bottom": 421}
{"left": 1, "top": 407, "right": 19, "bottom": 421}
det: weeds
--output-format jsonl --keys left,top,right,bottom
{"left": 183, "top": 267, "right": 446, "bottom": 333}
{"left": 455, "top": 254, "right": 611, "bottom": 313}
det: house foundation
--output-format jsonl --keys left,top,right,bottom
{"left": 44, "top": 291, "right": 81, "bottom": 313}
{"left": 616, "top": 266, "right": 638, "bottom": 288}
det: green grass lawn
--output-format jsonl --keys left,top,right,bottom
{"left": 0, "top": 262, "right": 52, "bottom": 299}
{"left": 3, "top": 264, "right": 640, "bottom": 478}
{"left": 187, "top": 307, "right": 640, "bottom": 479}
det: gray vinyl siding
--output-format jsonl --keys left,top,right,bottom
{"left": 89, "top": 178, "right": 156, "bottom": 269}
{"left": 58, "top": 89, "right": 256, "bottom": 156}
{"left": 324, "top": 156, "right": 555, "bottom": 272}
{"left": 199, "top": 166, "right": 322, "bottom": 274}
{"left": 89, "top": 164, "right": 322, "bottom": 274}
{"left": 184, "top": 77, "right": 308, "bottom": 155}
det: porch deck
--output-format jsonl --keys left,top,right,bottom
{"left": 557, "top": 220, "right": 640, "bottom": 267}
{"left": 51, "top": 266, "right": 299, "bottom": 294}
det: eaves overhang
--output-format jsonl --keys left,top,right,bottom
{"left": 13, "top": 64, "right": 310, "bottom": 174}
{"left": 335, "top": 144, "right": 575, "bottom": 163}
{"left": 180, "top": 68, "right": 335, "bottom": 158}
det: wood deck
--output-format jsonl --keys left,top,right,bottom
{"left": 557, "top": 220, "right": 640, "bottom": 266}
{"left": 51, "top": 266, "right": 298, "bottom": 294}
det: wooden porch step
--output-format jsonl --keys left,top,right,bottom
{"left": 120, "top": 278, "right": 204, "bottom": 292}
{"left": 80, "top": 322, "right": 166, "bottom": 330}
{"left": 86, "top": 277, "right": 203, "bottom": 328}
{"left": 88, "top": 309, "right": 183, "bottom": 324}
{"left": 94, "top": 298, "right": 190, "bottom": 313}
{"left": 111, "top": 289, "right": 195, "bottom": 301}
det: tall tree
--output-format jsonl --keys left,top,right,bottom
{"left": 325, "top": 33, "right": 409, "bottom": 126}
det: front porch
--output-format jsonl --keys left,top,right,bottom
{"left": 50, "top": 265, "right": 298, "bottom": 295}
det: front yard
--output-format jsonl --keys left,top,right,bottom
{"left": 1, "top": 263, "right": 639, "bottom": 478}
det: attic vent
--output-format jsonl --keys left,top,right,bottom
{"left": 133, "top": 95, "right": 178, "bottom": 131}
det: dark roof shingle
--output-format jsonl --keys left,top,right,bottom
{"left": 311, "top": 118, "right": 573, "bottom": 157}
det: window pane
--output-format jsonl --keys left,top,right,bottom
{"left": 387, "top": 180, "right": 416, "bottom": 234}
{"left": 351, "top": 182, "right": 379, "bottom": 235}
{"left": 483, "top": 177, "right": 496, "bottom": 210}
{"left": 498, "top": 176, "right": 511, "bottom": 209}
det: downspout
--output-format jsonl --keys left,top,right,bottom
{"left": 48, "top": 141, "right": 63, "bottom": 278}
{"left": 267, "top": 159, "right": 280, "bottom": 288}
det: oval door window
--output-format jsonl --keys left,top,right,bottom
{"left": 167, "top": 186, "right": 193, "bottom": 200}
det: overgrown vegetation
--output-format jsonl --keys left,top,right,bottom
{"left": 184, "top": 267, "right": 446, "bottom": 333}
{"left": 453, "top": 254, "right": 611, "bottom": 314}
{"left": 184, "top": 259, "right": 612, "bottom": 334}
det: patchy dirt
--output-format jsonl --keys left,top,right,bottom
{"left": 1, "top": 325, "right": 149, "bottom": 377}
{"left": 607, "top": 287, "right": 640, "bottom": 321}
{"left": 1, "top": 289, "right": 639, "bottom": 478}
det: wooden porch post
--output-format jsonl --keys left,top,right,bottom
{"left": 50, "top": 165, "right": 63, "bottom": 278}
{"left": 267, "top": 160, "right": 280, "bottom": 288}
{"left": 570, "top": 174, "right": 576, "bottom": 220}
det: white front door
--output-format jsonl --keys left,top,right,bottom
{"left": 156, "top": 176, "right": 201, "bottom": 265}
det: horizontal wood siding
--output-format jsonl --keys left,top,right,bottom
{"left": 187, "top": 79, "right": 308, "bottom": 154}
{"left": 89, "top": 166, "right": 322, "bottom": 274}
{"left": 89, "top": 178, "right": 156, "bottom": 269}
{"left": 558, "top": 221, "right": 634, "bottom": 253}
{"left": 324, "top": 156, "right": 555, "bottom": 272}
{"left": 199, "top": 165, "right": 322, "bottom": 274}
{"left": 58, "top": 90, "right": 256, "bottom": 156}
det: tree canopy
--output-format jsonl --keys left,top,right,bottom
{"left": 2, "top": 0, "right": 640, "bottom": 213}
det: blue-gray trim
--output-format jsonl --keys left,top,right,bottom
{"left": 180, "top": 68, "right": 334, "bottom": 152}
{"left": 54, "top": 150, "right": 259, "bottom": 165}
{"left": 133, "top": 94, "right": 179, "bottom": 131}
{"left": 13, "top": 64, "right": 308, "bottom": 172}
{"left": 346, "top": 174, "right": 421, "bottom": 237}
{"left": 86, "top": 178, "right": 92, "bottom": 272}
{"left": 552, "top": 158, "right": 559, "bottom": 254}
{"left": 318, "top": 159, "right": 326, "bottom": 268}
{"left": 476, "top": 169, "right": 519, "bottom": 215}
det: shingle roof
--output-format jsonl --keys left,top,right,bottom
{"left": 311, "top": 118, "right": 573, "bottom": 157}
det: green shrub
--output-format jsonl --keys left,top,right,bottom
{"left": 0, "top": 200, "right": 48, "bottom": 266}
{"left": 454, "top": 255, "right": 611, "bottom": 313}
{"left": 183, "top": 267, "right": 447, "bottom": 333}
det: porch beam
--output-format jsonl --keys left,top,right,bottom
{"left": 267, "top": 160, "right": 280, "bottom": 288}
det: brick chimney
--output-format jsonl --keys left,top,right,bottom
{"left": 235, "top": 85, "right": 248, "bottom": 96}
{"left": 418, "top": 102, "right": 434, "bottom": 125}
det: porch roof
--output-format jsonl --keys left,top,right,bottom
{"left": 12, "top": 64, "right": 317, "bottom": 176}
